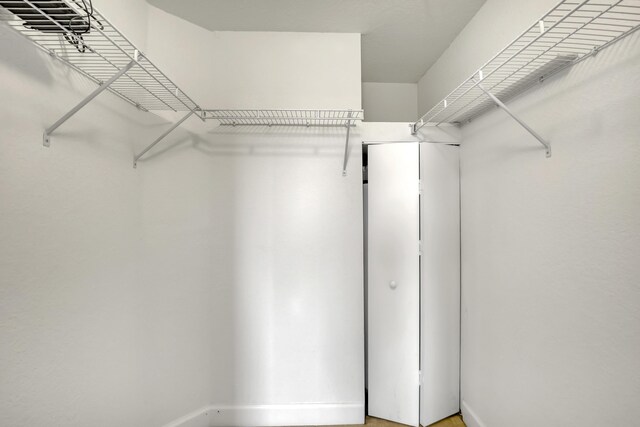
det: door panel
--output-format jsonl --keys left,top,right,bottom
{"left": 420, "top": 144, "right": 461, "bottom": 426}
{"left": 367, "top": 143, "right": 420, "bottom": 426}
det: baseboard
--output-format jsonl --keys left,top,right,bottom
{"left": 163, "top": 402, "right": 365, "bottom": 427}
{"left": 461, "top": 400, "right": 487, "bottom": 427}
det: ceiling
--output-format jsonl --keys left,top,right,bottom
{"left": 146, "top": 0, "right": 486, "bottom": 83}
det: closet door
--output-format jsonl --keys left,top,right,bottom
{"left": 367, "top": 143, "right": 420, "bottom": 426}
{"left": 420, "top": 144, "right": 460, "bottom": 426}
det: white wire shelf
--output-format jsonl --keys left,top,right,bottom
{"left": 197, "top": 109, "right": 363, "bottom": 176}
{"left": 1, "top": 0, "right": 201, "bottom": 113}
{"left": 202, "top": 109, "right": 364, "bottom": 127}
{"left": 413, "top": 0, "right": 640, "bottom": 133}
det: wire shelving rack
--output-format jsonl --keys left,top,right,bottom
{"left": 200, "top": 109, "right": 364, "bottom": 176}
{"left": 201, "top": 109, "right": 363, "bottom": 128}
{"left": 1, "top": 0, "right": 201, "bottom": 150}
{"left": 412, "top": 0, "right": 640, "bottom": 157}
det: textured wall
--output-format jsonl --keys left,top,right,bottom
{"left": 0, "top": 8, "right": 163, "bottom": 426}
{"left": 140, "top": 6, "right": 365, "bottom": 426}
{"left": 415, "top": 1, "right": 640, "bottom": 425}
{"left": 138, "top": 127, "right": 364, "bottom": 427}
{"left": 0, "top": 2, "right": 365, "bottom": 426}
{"left": 458, "top": 22, "right": 640, "bottom": 427}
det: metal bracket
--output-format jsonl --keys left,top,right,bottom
{"left": 43, "top": 56, "right": 138, "bottom": 147}
{"left": 133, "top": 111, "right": 195, "bottom": 168}
{"left": 342, "top": 112, "right": 354, "bottom": 177}
{"left": 474, "top": 80, "right": 551, "bottom": 158}
{"left": 411, "top": 121, "right": 420, "bottom": 135}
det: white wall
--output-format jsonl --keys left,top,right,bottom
{"left": 136, "top": 7, "right": 365, "bottom": 426}
{"left": 96, "top": 0, "right": 148, "bottom": 50}
{"left": 0, "top": 6, "right": 166, "bottom": 426}
{"left": 1, "top": 3, "right": 364, "bottom": 427}
{"left": 146, "top": 7, "right": 361, "bottom": 110}
{"left": 416, "top": 0, "right": 640, "bottom": 425}
{"left": 362, "top": 83, "right": 417, "bottom": 122}
{"left": 138, "top": 127, "right": 364, "bottom": 427}
{"left": 0, "top": 1, "right": 225, "bottom": 425}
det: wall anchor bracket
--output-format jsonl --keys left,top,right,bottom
{"left": 43, "top": 58, "right": 138, "bottom": 147}
{"left": 475, "top": 80, "right": 551, "bottom": 158}
{"left": 133, "top": 111, "right": 195, "bottom": 168}
{"left": 342, "top": 112, "right": 354, "bottom": 177}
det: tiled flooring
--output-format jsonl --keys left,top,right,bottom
{"left": 334, "top": 415, "right": 466, "bottom": 427}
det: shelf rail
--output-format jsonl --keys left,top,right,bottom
{"left": 199, "top": 109, "right": 364, "bottom": 176}
{"left": 202, "top": 109, "right": 363, "bottom": 128}
{"left": 412, "top": 0, "right": 640, "bottom": 157}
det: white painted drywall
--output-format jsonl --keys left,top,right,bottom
{"left": 134, "top": 6, "right": 365, "bottom": 426}
{"left": 0, "top": 1, "right": 225, "bottom": 425}
{"left": 95, "top": 0, "right": 149, "bottom": 50}
{"left": 147, "top": 0, "right": 486, "bottom": 84}
{"left": 0, "top": 2, "right": 365, "bottom": 427}
{"left": 138, "top": 126, "right": 365, "bottom": 427}
{"left": 362, "top": 83, "right": 418, "bottom": 123}
{"left": 0, "top": 8, "right": 166, "bottom": 427}
{"left": 145, "top": 6, "right": 361, "bottom": 111}
{"left": 416, "top": 0, "right": 640, "bottom": 424}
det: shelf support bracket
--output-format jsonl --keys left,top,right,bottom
{"left": 133, "top": 111, "right": 195, "bottom": 168}
{"left": 342, "top": 112, "right": 353, "bottom": 177}
{"left": 43, "top": 58, "right": 137, "bottom": 147}
{"left": 475, "top": 80, "right": 551, "bottom": 158}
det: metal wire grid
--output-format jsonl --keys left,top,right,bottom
{"left": 414, "top": 0, "right": 640, "bottom": 131}
{"left": 1, "top": 0, "right": 200, "bottom": 113}
{"left": 202, "top": 109, "right": 364, "bottom": 127}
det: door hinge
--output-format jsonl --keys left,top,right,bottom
{"left": 418, "top": 179, "right": 422, "bottom": 195}
{"left": 418, "top": 240, "right": 423, "bottom": 256}
{"left": 418, "top": 370, "right": 423, "bottom": 386}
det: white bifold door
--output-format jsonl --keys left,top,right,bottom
{"left": 367, "top": 143, "right": 460, "bottom": 427}
{"left": 367, "top": 143, "right": 421, "bottom": 426}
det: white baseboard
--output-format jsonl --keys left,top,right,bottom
{"left": 461, "top": 400, "right": 487, "bottom": 427}
{"left": 163, "top": 402, "right": 365, "bottom": 427}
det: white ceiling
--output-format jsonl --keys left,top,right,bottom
{"left": 146, "top": 0, "right": 486, "bottom": 83}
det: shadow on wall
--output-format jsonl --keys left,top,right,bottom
{"left": 137, "top": 125, "right": 357, "bottom": 165}
{"left": 0, "top": 24, "right": 52, "bottom": 83}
